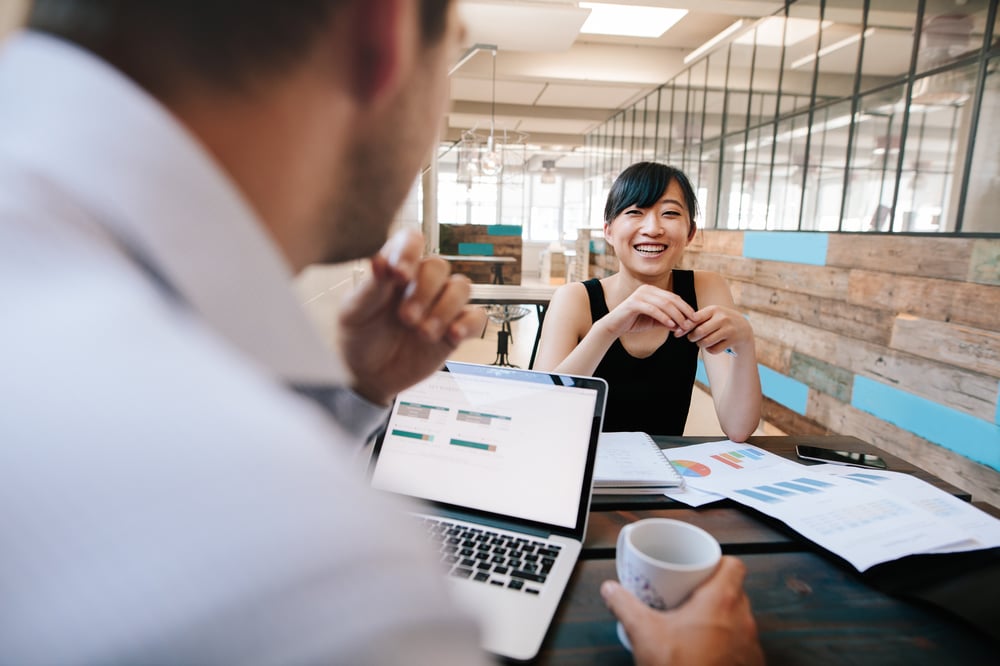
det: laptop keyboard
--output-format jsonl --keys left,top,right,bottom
{"left": 423, "top": 517, "right": 562, "bottom": 595}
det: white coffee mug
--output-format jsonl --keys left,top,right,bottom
{"left": 615, "top": 518, "right": 722, "bottom": 650}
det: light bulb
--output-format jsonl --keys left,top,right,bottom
{"left": 480, "top": 150, "right": 502, "bottom": 176}
{"left": 479, "top": 135, "right": 503, "bottom": 177}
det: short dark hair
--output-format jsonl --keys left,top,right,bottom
{"left": 604, "top": 162, "right": 699, "bottom": 238}
{"left": 28, "top": 0, "right": 452, "bottom": 94}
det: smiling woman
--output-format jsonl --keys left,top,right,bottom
{"left": 533, "top": 161, "right": 762, "bottom": 441}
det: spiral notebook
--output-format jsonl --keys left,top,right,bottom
{"left": 594, "top": 431, "right": 685, "bottom": 494}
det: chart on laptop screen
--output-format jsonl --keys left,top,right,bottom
{"left": 390, "top": 401, "right": 512, "bottom": 455}
{"left": 371, "top": 369, "right": 598, "bottom": 529}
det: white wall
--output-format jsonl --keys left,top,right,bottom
{"left": 521, "top": 241, "right": 546, "bottom": 278}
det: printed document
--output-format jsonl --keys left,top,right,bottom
{"left": 665, "top": 441, "right": 1000, "bottom": 571}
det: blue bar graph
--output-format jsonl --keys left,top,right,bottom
{"left": 756, "top": 485, "right": 796, "bottom": 498}
{"left": 846, "top": 473, "right": 888, "bottom": 483}
{"left": 775, "top": 481, "right": 822, "bottom": 494}
{"left": 736, "top": 476, "right": 837, "bottom": 505}
{"left": 736, "top": 488, "right": 782, "bottom": 504}
{"left": 791, "top": 477, "right": 835, "bottom": 489}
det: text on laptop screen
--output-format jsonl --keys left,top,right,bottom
{"left": 370, "top": 368, "right": 598, "bottom": 529}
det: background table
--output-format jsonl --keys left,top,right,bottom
{"left": 525, "top": 435, "right": 1000, "bottom": 665}
{"left": 468, "top": 284, "right": 556, "bottom": 368}
{"left": 435, "top": 254, "right": 517, "bottom": 284}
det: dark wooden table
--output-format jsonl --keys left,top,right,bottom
{"left": 525, "top": 435, "right": 1000, "bottom": 665}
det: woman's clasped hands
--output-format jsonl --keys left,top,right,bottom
{"left": 598, "top": 284, "right": 754, "bottom": 356}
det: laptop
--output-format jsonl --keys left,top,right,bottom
{"left": 368, "top": 361, "right": 607, "bottom": 661}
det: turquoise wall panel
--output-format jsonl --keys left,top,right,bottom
{"left": 700, "top": 362, "right": 808, "bottom": 415}
{"left": 487, "top": 225, "right": 522, "bottom": 236}
{"left": 852, "top": 375, "right": 1000, "bottom": 471}
{"left": 743, "top": 232, "right": 828, "bottom": 266}
{"left": 458, "top": 243, "right": 494, "bottom": 256}
{"left": 758, "top": 365, "right": 809, "bottom": 415}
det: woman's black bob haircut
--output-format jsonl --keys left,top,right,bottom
{"left": 604, "top": 162, "right": 699, "bottom": 239}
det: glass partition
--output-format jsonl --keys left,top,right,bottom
{"left": 638, "top": 93, "right": 656, "bottom": 161}
{"left": 622, "top": 107, "right": 635, "bottom": 167}
{"left": 779, "top": 1, "right": 822, "bottom": 116}
{"left": 656, "top": 85, "right": 676, "bottom": 161}
{"left": 961, "top": 55, "right": 999, "bottom": 232}
{"left": 685, "top": 59, "right": 708, "bottom": 184}
{"left": 918, "top": 1, "right": 991, "bottom": 75}
{"left": 815, "top": 4, "right": 863, "bottom": 102}
{"left": 860, "top": 0, "right": 915, "bottom": 94}
{"left": 584, "top": 0, "right": 999, "bottom": 235}
{"left": 994, "top": 5, "right": 999, "bottom": 50}
{"left": 669, "top": 71, "right": 691, "bottom": 166}
{"left": 804, "top": 100, "right": 853, "bottom": 231}
{"left": 842, "top": 84, "right": 904, "bottom": 231}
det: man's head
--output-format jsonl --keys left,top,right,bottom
{"left": 30, "top": 0, "right": 460, "bottom": 267}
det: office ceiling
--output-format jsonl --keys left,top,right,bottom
{"left": 449, "top": 2, "right": 784, "bottom": 153}
{"left": 447, "top": 0, "right": 985, "bottom": 168}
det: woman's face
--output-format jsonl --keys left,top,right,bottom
{"left": 604, "top": 178, "right": 693, "bottom": 278}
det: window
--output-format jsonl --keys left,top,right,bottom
{"left": 584, "top": 0, "right": 1000, "bottom": 235}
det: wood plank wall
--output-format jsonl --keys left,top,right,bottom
{"left": 439, "top": 224, "right": 522, "bottom": 285}
{"left": 678, "top": 231, "right": 1000, "bottom": 506}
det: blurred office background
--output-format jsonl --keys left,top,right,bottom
{"left": 5, "top": 1, "right": 998, "bottom": 504}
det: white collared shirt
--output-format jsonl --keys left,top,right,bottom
{"left": 0, "top": 32, "right": 487, "bottom": 664}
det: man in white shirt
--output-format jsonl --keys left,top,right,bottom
{"left": 0, "top": 1, "right": 762, "bottom": 664}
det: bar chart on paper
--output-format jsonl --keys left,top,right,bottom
{"left": 839, "top": 472, "right": 890, "bottom": 485}
{"left": 709, "top": 447, "right": 766, "bottom": 469}
{"left": 734, "top": 476, "right": 836, "bottom": 504}
{"left": 665, "top": 441, "right": 995, "bottom": 571}
{"left": 672, "top": 445, "right": 771, "bottom": 479}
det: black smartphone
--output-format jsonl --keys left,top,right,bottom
{"left": 795, "top": 445, "right": 888, "bottom": 470}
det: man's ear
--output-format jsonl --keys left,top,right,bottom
{"left": 345, "top": 0, "right": 411, "bottom": 104}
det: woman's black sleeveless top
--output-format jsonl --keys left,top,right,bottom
{"left": 582, "top": 271, "right": 699, "bottom": 435}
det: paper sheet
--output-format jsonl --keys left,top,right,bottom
{"left": 663, "top": 440, "right": 1000, "bottom": 571}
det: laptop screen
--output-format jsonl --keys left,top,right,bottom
{"left": 370, "top": 362, "right": 606, "bottom": 533}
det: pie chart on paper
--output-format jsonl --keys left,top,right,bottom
{"left": 672, "top": 460, "right": 712, "bottom": 478}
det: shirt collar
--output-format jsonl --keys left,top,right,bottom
{"left": 0, "top": 31, "right": 350, "bottom": 387}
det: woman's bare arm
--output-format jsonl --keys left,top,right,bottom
{"left": 532, "top": 283, "right": 612, "bottom": 375}
{"left": 690, "top": 271, "right": 762, "bottom": 442}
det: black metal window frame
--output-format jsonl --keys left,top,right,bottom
{"left": 585, "top": 0, "right": 1000, "bottom": 237}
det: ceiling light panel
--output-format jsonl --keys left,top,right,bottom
{"left": 683, "top": 19, "right": 746, "bottom": 64}
{"left": 579, "top": 2, "right": 688, "bottom": 39}
{"left": 791, "top": 28, "right": 875, "bottom": 69}
{"left": 458, "top": 2, "right": 590, "bottom": 52}
{"left": 735, "top": 17, "right": 833, "bottom": 47}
